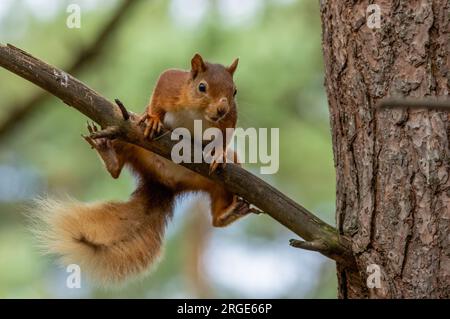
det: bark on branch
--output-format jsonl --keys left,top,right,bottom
{"left": 0, "top": 43, "right": 355, "bottom": 267}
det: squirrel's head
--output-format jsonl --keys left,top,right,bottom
{"left": 189, "top": 53, "right": 239, "bottom": 123}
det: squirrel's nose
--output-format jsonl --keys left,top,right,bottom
{"left": 219, "top": 97, "right": 228, "bottom": 104}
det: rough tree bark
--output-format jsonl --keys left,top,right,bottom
{"left": 320, "top": 1, "right": 449, "bottom": 298}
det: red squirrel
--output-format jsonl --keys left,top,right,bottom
{"left": 32, "top": 54, "right": 250, "bottom": 285}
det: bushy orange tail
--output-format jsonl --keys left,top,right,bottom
{"left": 28, "top": 182, "right": 174, "bottom": 286}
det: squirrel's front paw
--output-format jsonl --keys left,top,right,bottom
{"left": 82, "top": 122, "right": 111, "bottom": 151}
{"left": 140, "top": 113, "right": 164, "bottom": 139}
{"left": 209, "top": 149, "right": 227, "bottom": 174}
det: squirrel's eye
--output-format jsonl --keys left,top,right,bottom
{"left": 233, "top": 89, "right": 237, "bottom": 97}
{"left": 198, "top": 83, "right": 207, "bottom": 93}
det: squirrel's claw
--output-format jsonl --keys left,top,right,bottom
{"left": 209, "top": 161, "right": 220, "bottom": 175}
{"left": 83, "top": 122, "right": 111, "bottom": 150}
{"left": 232, "top": 198, "right": 251, "bottom": 216}
{"left": 230, "top": 197, "right": 262, "bottom": 217}
{"left": 138, "top": 113, "right": 148, "bottom": 125}
{"left": 143, "top": 115, "right": 164, "bottom": 139}
{"left": 83, "top": 122, "right": 99, "bottom": 148}
{"left": 209, "top": 150, "right": 227, "bottom": 174}
{"left": 86, "top": 121, "right": 98, "bottom": 134}
{"left": 82, "top": 134, "right": 96, "bottom": 149}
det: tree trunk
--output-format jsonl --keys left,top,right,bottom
{"left": 320, "top": 0, "right": 450, "bottom": 298}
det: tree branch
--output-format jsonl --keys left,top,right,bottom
{"left": 289, "top": 239, "right": 328, "bottom": 252}
{"left": 377, "top": 97, "right": 450, "bottom": 111}
{"left": 115, "top": 99, "right": 130, "bottom": 121}
{"left": 0, "top": 0, "right": 141, "bottom": 142}
{"left": 0, "top": 44, "right": 355, "bottom": 267}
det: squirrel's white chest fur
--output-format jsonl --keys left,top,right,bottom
{"left": 163, "top": 109, "right": 212, "bottom": 134}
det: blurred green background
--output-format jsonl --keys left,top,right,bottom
{"left": 0, "top": 0, "right": 337, "bottom": 298}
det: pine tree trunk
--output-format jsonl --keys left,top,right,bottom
{"left": 320, "top": 1, "right": 450, "bottom": 298}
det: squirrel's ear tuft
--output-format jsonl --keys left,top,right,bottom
{"left": 191, "top": 53, "right": 206, "bottom": 78}
{"left": 227, "top": 58, "right": 239, "bottom": 76}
